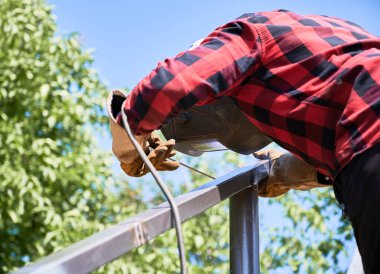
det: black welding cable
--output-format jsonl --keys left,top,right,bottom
{"left": 120, "top": 102, "right": 187, "bottom": 274}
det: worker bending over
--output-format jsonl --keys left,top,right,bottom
{"left": 107, "top": 10, "right": 380, "bottom": 273}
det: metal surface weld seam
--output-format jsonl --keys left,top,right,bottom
{"left": 134, "top": 223, "right": 145, "bottom": 246}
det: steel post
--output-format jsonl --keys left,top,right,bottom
{"left": 230, "top": 185, "right": 260, "bottom": 274}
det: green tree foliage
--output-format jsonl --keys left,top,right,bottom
{"left": 260, "top": 189, "right": 353, "bottom": 273}
{"left": 1, "top": 0, "right": 354, "bottom": 273}
{"left": 0, "top": 0, "right": 121, "bottom": 271}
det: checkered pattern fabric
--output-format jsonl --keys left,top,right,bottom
{"left": 119, "top": 10, "right": 380, "bottom": 179}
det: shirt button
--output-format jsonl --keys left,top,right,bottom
{"left": 324, "top": 176, "right": 330, "bottom": 181}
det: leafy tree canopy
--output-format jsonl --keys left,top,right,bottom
{"left": 0, "top": 0, "right": 116, "bottom": 271}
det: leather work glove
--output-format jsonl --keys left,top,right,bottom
{"left": 253, "top": 145, "right": 331, "bottom": 197}
{"left": 120, "top": 132, "right": 179, "bottom": 177}
{"left": 107, "top": 90, "right": 179, "bottom": 177}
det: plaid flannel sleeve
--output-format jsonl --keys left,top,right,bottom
{"left": 120, "top": 20, "right": 262, "bottom": 135}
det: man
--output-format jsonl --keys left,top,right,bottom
{"left": 107, "top": 10, "right": 380, "bottom": 272}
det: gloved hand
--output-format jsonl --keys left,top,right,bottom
{"left": 253, "top": 145, "right": 330, "bottom": 197}
{"left": 120, "top": 132, "right": 179, "bottom": 177}
{"left": 107, "top": 90, "right": 179, "bottom": 177}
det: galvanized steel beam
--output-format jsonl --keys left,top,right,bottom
{"left": 13, "top": 161, "right": 268, "bottom": 274}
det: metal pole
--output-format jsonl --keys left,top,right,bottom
{"left": 230, "top": 184, "right": 260, "bottom": 274}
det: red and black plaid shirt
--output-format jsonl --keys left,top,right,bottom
{"left": 120, "top": 10, "right": 380, "bottom": 179}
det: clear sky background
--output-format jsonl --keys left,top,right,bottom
{"left": 49, "top": 0, "right": 379, "bottom": 91}
{"left": 48, "top": 0, "right": 379, "bottom": 271}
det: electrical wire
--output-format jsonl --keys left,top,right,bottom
{"left": 121, "top": 102, "right": 187, "bottom": 274}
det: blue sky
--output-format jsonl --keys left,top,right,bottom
{"left": 49, "top": 0, "right": 379, "bottom": 91}
{"left": 48, "top": 0, "right": 379, "bottom": 271}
